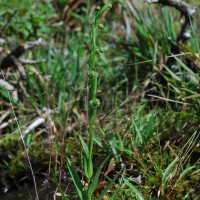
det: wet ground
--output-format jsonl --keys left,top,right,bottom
{"left": 0, "top": 177, "right": 76, "bottom": 200}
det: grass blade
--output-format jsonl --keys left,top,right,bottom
{"left": 163, "top": 65, "right": 182, "bottom": 82}
{"left": 88, "top": 157, "right": 109, "bottom": 198}
{"left": 162, "top": 157, "right": 178, "bottom": 185}
{"left": 123, "top": 177, "right": 144, "bottom": 200}
{"left": 79, "top": 136, "right": 89, "bottom": 159}
{"left": 178, "top": 166, "right": 195, "bottom": 181}
{"left": 66, "top": 157, "right": 87, "bottom": 200}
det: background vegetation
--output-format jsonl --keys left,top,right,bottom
{"left": 0, "top": 0, "right": 199, "bottom": 199}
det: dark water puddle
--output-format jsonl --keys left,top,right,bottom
{"left": 1, "top": 178, "right": 77, "bottom": 200}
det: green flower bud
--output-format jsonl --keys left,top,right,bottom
{"left": 98, "top": 23, "right": 104, "bottom": 29}
{"left": 96, "top": 6, "right": 101, "bottom": 11}
{"left": 90, "top": 98, "right": 101, "bottom": 108}
{"left": 99, "top": 47, "right": 105, "bottom": 53}
{"left": 88, "top": 70, "right": 98, "bottom": 79}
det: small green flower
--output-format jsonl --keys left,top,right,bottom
{"left": 88, "top": 70, "right": 98, "bottom": 80}
{"left": 98, "top": 23, "right": 104, "bottom": 29}
{"left": 99, "top": 47, "right": 105, "bottom": 53}
{"left": 90, "top": 98, "right": 101, "bottom": 108}
{"left": 96, "top": 6, "right": 101, "bottom": 11}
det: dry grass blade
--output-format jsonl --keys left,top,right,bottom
{"left": 22, "top": 117, "right": 45, "bottom": 137}
{"left": 0, "top": 79, "right": 18, "bottom": 101}
{"left": 147, "top": 94, "right": 191, "bottom": 105}
{"left": 0, "top": 110, "right": 11, "bottom": 124}
{"left": 0, "top": 117, "right": 17, "bottom": 129}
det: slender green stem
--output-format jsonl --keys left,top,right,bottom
{"left": 89, "top": 24, "right": 96, "bottom": 70}
{"left": 87, "top": 2, "right": 112, "bottom": 186}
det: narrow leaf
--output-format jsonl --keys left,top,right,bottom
{"left": 178, "top": 166, "right": 195, "bottom": 181}
{"left": 123, "top": 178, "right": 144, "bottom": 200}
{"left": 164, "top": 65, "right": 182, "bottom": 82}
{"left": 79, "top": 136, "right": 89, "bottom": 159}
{"left": 162, "top": 157, "right": 179, "bottom": 185}
{"left": 88, "top": 157, "right": 109, "bottom": 197}
{"left": 66, "top": 157, "right": 87, "bottom": 200}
